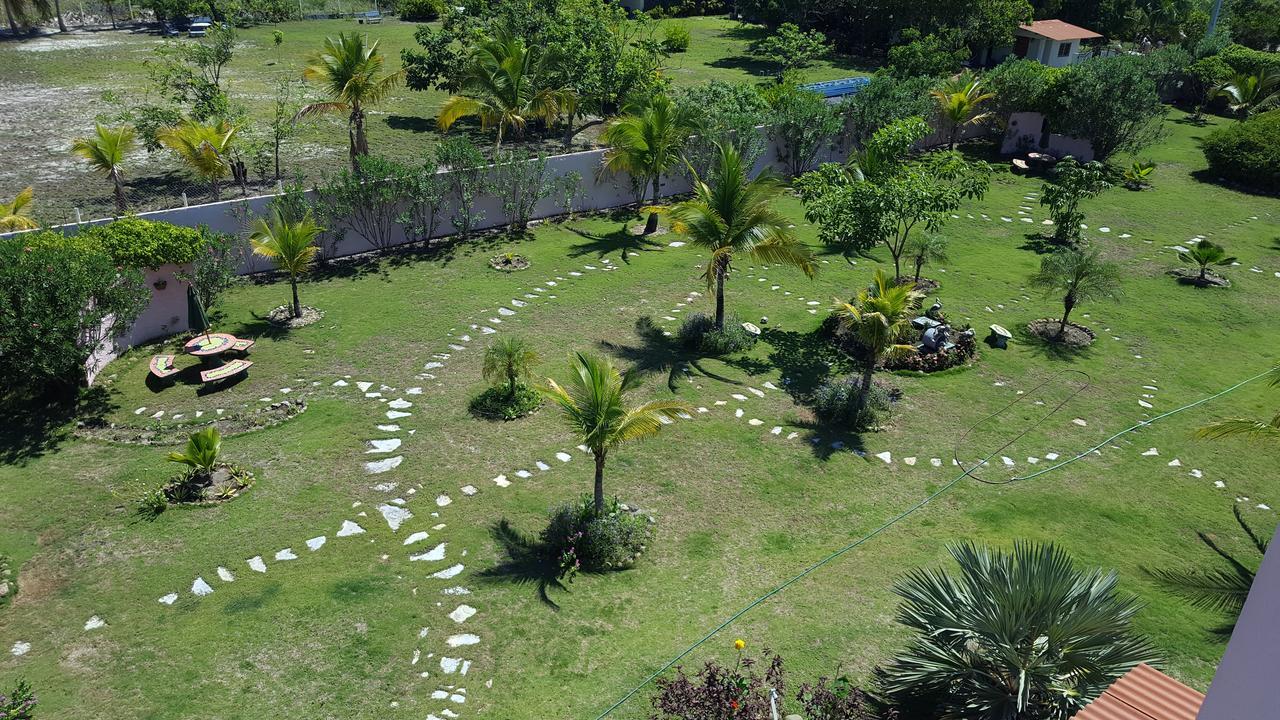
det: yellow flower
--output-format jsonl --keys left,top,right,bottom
{"left": 734, "top": 639, "right": 745, "bottom": 651}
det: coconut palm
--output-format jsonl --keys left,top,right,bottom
{"left": 1029, "top": 244, "right": 1123, "bottom": 339}
{"left": 437, "top": 29, "right": 576, "bottom": 150}
{"left": 157, "top": 119, "right": 238, "bottom": 201}
{"left": 249, "top": 208, "right": 323, "bottom": 318}
{"left": 482, "top": 336, "right": 541, "bottom": 397}
{"left": 1197, "top": 366, "right": 1280, "bottom": 443}
{"left": 71, "top": 125, "right": 137, "bottom": 214}
{"left": 601, "top": 93, "right": 699, "bottom": 235}
{"left": 666, "top": 143, "right": 817, "bottom": 332}
{"left": 1177, "top": 240, "right": 1236, "bottom": 283}
{"left": 931, "top": 71, "right": 994, "bottom": 150}
{"left": 300, "top": 32, "right": 404, "bottom": 171}
{"left": 1213, "top": 68, "right": 1280, "bottom": 118}
{"left": 541, "top": 352, "right": 693, "bottom": 515}
{"left": 0, "top": 187, "right": 37, "bottom": 232}
{"left": 881, "top": 541, "right": 1161, "bottom": 720}
{"left": 832, "top": 269, "right": 920, "bottom": 417}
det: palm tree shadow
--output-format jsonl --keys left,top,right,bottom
{"left": 1014, "top": 324, "right": 1096, "bottom": 362}
{"left": 476, "top": 519, "right": 566, "bottom": 610}
{"left": 601, "top": 317, "right": 743, "bottom": 392}
{"left": 791, "top": 417, "right": 869, "bottom": 461}
{"left": 566, "top": 226, "right": 665, "bottom": 264}
{"left": 758, "top": 326, "right": 855, "bottom": 398}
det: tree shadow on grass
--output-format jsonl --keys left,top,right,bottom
{"left": 475, "top": 519, "right": 567, "bottom": 610}
{"left": 0, "top": 385, "right": 114, "bottom": 465}
{"left": 757, "top": 326, "right": 854, "bottom": 398}
{"left": 707, "top": 55, "right": 777, "bottom": 77}
{"left": 1014, "top": 323, "right": 1097, "bottom": 363}
{"left": 566, "top": 226, "right": 665, "bottom": 264}
{"left": 601, "top": 317, "right": 745, "bottom": 392}
{"left": 789, "top": 417, "right": 869, "bottom": 461}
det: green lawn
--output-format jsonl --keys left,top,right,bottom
{"left": 1, "top": 110, "right": 1279, "bottom": 719}
{"left": 0, "top": 15, "right": 864, "bottom": 224}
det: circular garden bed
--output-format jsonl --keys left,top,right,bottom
{"left": 1027, "top": 318, "right": 1097, "bottom": 348}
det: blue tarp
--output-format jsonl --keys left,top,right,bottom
{"left": 802, "top": 76, "right": 871, "bottom": 99}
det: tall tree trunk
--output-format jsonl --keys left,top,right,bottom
{"left": 856, "top": 361, "right": 876, "bottom": 424}
{"left": 350, "top": 104, "right": 367, "bottom": 172}
{"left": 112, "top": 171, "right": 127, "bottom": 213}
{"left": 642, "top": 175, "right": 660, "bottom": 234}
{"left": 913, "top": 257, "right": 924, "bottom": 284}
{"left": 210, "top": 178, "right": 220, "bottom": 202}
{"left": 1058, "top": 295, "right": 1074, "bottom": 337}
{"left": 53, "top": 0, "right": 66, "bottom": 31}
{"left": 593, "top": 451, "right": 606, "bottom": 516}
{"left": 273, "top": 138, "right": 281, "bottom": 182}
{"left": 714, "top": 258, "right": 727, "bottom": 332}
{"left": 291, "top": 277, "right": 302, "bottom": 318}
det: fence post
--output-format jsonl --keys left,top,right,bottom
{"left": 75, "top": 208, "right": 83, "bottom": 225}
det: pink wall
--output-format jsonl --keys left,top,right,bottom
{"left": 84, "top": 263, "right": 190, "bottom": 385}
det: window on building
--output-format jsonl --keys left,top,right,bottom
{"left": 1058, "top": 42, "right": 1072, "bottom": 57}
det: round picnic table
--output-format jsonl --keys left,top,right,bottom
{"left": 184, "top": 333, "right": 237, "bottom": 366}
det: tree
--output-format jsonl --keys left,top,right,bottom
{"left": 1197, "top": 366, "right": 1280, "bottom": 442}
{"left": 157, "top": 119, "right": 238, "bottom": 201}
{"left": 930, "top": 71, "right": 994, "bottom": 150}
{"left": 482, "top": 336, "right": 540, "bottom": 396}
{"left": 881, "top": 541, "right": 1160, "bottom": 720}
{"left": 906, "top": 233, "right": 947, "bottom": 284}
{"left": 1048, "top": 55, "right": 1167, "bottom": 161}
{"left": 983, "top": 57, "right": 1058, "bottom": 126}
{"left": 838, "top": 74, "right": 934, "bottom": 146}
{"left": 886, "top": 28, "right": 968, "bottom": 78}
{"left": 1029, "top": 244, "right": 1123, "bottom": 339}
{"left": 249, "top": 208, "right": 322, "bottom": 318}
{"left": 1177, "top": 240, "right": 1236, "bottom": 282}
{"left": 1040, "top": 157, "right": 1111, "bottom": 246}
{"left": 300, "top": 33, "right": 404, "bottom": 171}
{"left": 761, "top": 82, "right": 842, "bottom": 178}
{"left": 666, "top": 143, "right": 817, "bottom": 332}
{"left": 146, "top": 25, "right": 237, "bottom": 123}
{"left": 673, "top": 80, "right": 769, "bottom": 180}
{"left": 540, "top": 352, "right": 692, "bottom": 515}
{"left": 266, "top": 77, "right": 302, "bottom": 182}
{"left": 0, "top": 187, "right": 37, "bottom": 232}
{"left": 543, "top": 0, "right": 667, "bottom": 118}
{"left": 438, "top": 29, "right": 577, "bottom": 150}
{"left": 71, "top": 125, "right": 137, "bottom": 214}
{"left": 832, "top": 269, "right": 920, "bottom": 417}
{"left": 601, "top": 93, "right": 698, "bottom": 235}
{"left": 167, "top": 426, "right": 223, "bottom": 483}
{"left": 1213, "top": 68, "right": 1280, "bottom": 118}
{"left": 749, "top": 22, "right": 831, "bottom": 78}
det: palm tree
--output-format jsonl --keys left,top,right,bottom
{"left": 906, "top": 233, "right": 948, "bottom": 285}
{"left": 540, "top": 352, "right": 693, "bottom": 515}
{"left": 601, "top": 93, "right": 699, "bottom": 235}
{"left": 437, "top": 29, "right": 576, "bottom": 150}
{"left": 1197, "top": 366, "right": 1280, "bottom": 442}
{"left": 1029, "top": 244, "right": 1123, "bottom": 339}
{"left": 881, "top": 541, "right": 1161, "bottom": 720}
{"left": 299, "top": 32, "right": 404, "bottom": 171}
{"left": 832, "top": 269, "right": 919, "bottom": 418}
{"left": 249, "top": 208, "right": 323, "bottom": 318}
{"left": 157, "top": 119, "right": 238, "bottom": 201}
{"left": 0, "top": 187, "right": 38, "bottom": 232}
{"left": 483, "top": 336, "right": 540, "bottom": 397}
{"left": 666, "top": 143, "right": 817, "bottom": 332}
{"left": 1177, "top": 240, "right": 1236, "bottom": 283}
{"left": 71, "top": 125, "right": 137, "bottom": 214}
{"left": 1144, "top": 505, "right": 1269, "bottom": 638}
{"left": 167, "top": 427, "right": 223, "bottom": 483}
{"left": 931, "top": 71, "right": 994, "bottom": 150}
{"left": 1213, "top": 68, "right": 1280, "bottom": 118}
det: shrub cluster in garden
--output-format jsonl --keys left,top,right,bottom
{"left": 0, "top": 679, "right": 36, "bottom": 720}
{"left": 1202, "top": 109, "right": 1280, "bottom": 194}
{"left": 812, "top": 375, "right": 892, "bottom": 428}
{"left": 661, "top": 24, "right": 691, "bottom": 53}
{"left": 885, "top": 327, "right": 977, "bottom": 373}
{"left": 677, "top": 313, "right": 758, "bottom": 355}
{"left": 468, "top": 383, "right": 543, "bottom": 420}
{"left": 541, "top": 496, "right": 652, "bottom": 580}
{"left": 399, "top": 0, "right": 446, "bottom": 21}
{"left": 81, "top": 218, "right": 207, "bottom": 269}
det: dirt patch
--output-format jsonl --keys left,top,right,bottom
{"left": 1169, "top": 268, "right": 1231, "bottom": 287}
{"left": 78, "top": 398, "right": 307, "bottom": 444}
{"left": 897, "top": 276, "right": 940, "bottom": 293}
{"left": 1027, "top": 318, "right": 1096, "bottom": 348}
{"left": 489, "top": 253, "right": 531, "bottom": 272}
{"left": 268, "top": 305, "right": 324, "bottom": 329}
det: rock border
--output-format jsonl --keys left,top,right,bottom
{"left": 1169, "top": 268, "right": 1231, "bottom": 288}
{"left": 1027, "top": 318, "right": 1096, "bottom": 348}
{"left": 267, "top": 305, "right": 324, "bottom": 328}
{"left": 78, "top": 399, "right": 308, "bottom": 445}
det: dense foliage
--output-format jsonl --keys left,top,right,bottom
{"left": 82, "top": 218, "right": 207, "bottom": 270}
{"left": 542, "top": 496, "right": 652, "bottom": 578}
{"left": 812, "top": 374, "right": 892, "bottom": 428}
{"left": 677, "top": 313, "right": 758, "bottom": 355}
{"left": 673, "top": 81, "right": 769, "bottom": 178}
{"left": 0, "top": 679, "right": 36, "bottom": 720}
{"left": 838, "top": 74, "right": 935, "bottom": 145}
{"left": 1202, "top": 109, "right": 1280, "bottom": 193}
{"left": 1046, "top": 55, "right": 1167, "bottom": 161}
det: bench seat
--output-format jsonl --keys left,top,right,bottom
{"left": 230, "top": 337, "right": 255, "bottom": 353}
{"left": 200, "top": 359, "right": 253, "bottom": 383}
{"left": 150, "top": 355, "right": 180, "bottom": 378}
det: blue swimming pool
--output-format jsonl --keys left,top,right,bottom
{"left": 802, "top": 76, "right": 872, "bottom": 99}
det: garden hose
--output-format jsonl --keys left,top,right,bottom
{"left": 591, "top": 365, "right": 1277, "bottom": 720}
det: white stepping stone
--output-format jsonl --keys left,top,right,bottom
{"left": 658, "top": 415, "right": 673, "bottom": 425}
{"left": 364, "top": 392, "right": 382, "bottom": 398}
{"left": 535, "top": 461, "right": 550, "bottom": 471}
{"left": 441, "top": 657, "right": 463, "bottom": 674}
{"left": 217, "top": 566, "right": 235, "bottom": 582}
{"left": 432, "top": 564, "right": 465, "bottom": 579}
{"left": 556, "top": 452, "right": 572, "bottom": 462}
{"left": 875, "top": 451, "right": 892, "bottom": 463}
{"left": 366, "top": 456, "right": 404, "bottom": 474}
{"left": 492, "top": 475, "right": 510, "bottom": 487}
{"left": 1045, "top": 453, "right": 1059, "bottom": 460}
{"left": 337, "top": 520, "right": 365, "bottom": 537}
{"left": 748, "top": 418, "right": 763, "bottom": 426}
{"left": 1259, "top": 504, "right": 1271, "bottom": 510}
{"left": 436, "top": 494, "right": 452, "bottom": 507}
{"left": 1139, "top": 399, "right": 1153, "bottom": 408}
{"left": 411, "top": 543, "right": 448, "bottom": 562}
{"left": 515, "top": 470, "right": 531, "bottom": 479}
{"left": 377, "top": 424, "right": 400, "bottom": 432}
{"left": 388, "top": 399, "right": 413, "bottom": 410}
{"left": 1142, "top": 448, "right": 1159, "bottom": 456}
{"left": 461, "top": 485, "right": 477, "bottom": 496}
{"left": 748, "top": 387, "right": 765, "bottom": 397}
{"left": 763, "top": 382, "right": 779, "bottom": 390}
{"left": 787, "top": 432, "right": 799, "bottom": 440}
{"left": 1214, "top": 480, "right": 1225, "bottom": 488}
{"left": 511, "top": 299, "right": 527, "bottom": 307}
{"left": 498, "top": 307, "right": 515, "bottom": 316}
{"left": 735, "top": 408, "right": 744, "bottom": 418}
{"left": 404, "top": 531, "right": 430, "bottom": 546}
{"left": 424, "top": 362, "right": 444, "bottom": 370}
{"left": 1168, "top": 459, "right": 1182, "bottom": 467}
{"left": 1191, "top": 469, "right": 1203, "bottom": 479}
{"left": 192, "top": 577, "right": 214, "bottom": 596}
{"left": 1002, "top": 456, "right": 1014, "bottom": 467}
{"left": 668, "top": 241, "right": 685, "bottom": 247}
{"left": 1027, "top": 457, "right": 1039, "bottom": 464}
{"left": 480, "top": 326, "right": 496, "bottom": 334}
{"left": 367, "top": 438, "right": 403, "bottom": 454}
{"left": 333, "top": 380, "right": 349, "bottom": 387}
{"left": 275, "top": 548, "right": 297, "bottom": 561}
{"left": 378, "top": 504, "right": 413, "bottom": 531}
{"left": 448, "top": 605, "right": 477, "bottom": 623}
{"left": 771, "top": 426, "right": 782, "bottom": 435}
{"left": 134, "top": 407, "right": 146, "bottom": 415}
{"left": 151, "top": 411, "right": 164, "bottom": 419}
{"left": 386, "top": 410, "right": 412, "bottom": 420}
{"left": 1073, "top": 418, "right": 1087, "bottom": 426}
{"left": 930, "top": 458, "right": 942, "bottom": 467}
{"left": 731, "top": 393, "right": 748, "bottom": 401}
{"left": 306, "top": 536, "right": 326, "bottom": 551}
{"left": 356, "top": 382, "right": 373, "bottom": 392}
{"left": 447, "top": 633, "right": 481, "bottom": 647}
{"left": 85, "top": 616, "right": 106, "bottom": 631}
{"left": 247, "top": 556, "right": 267, "bottom": 573}
{"left": 157, "top": 594, "right": 178, "bottom": 606}
{"left": 904, "top": 457, "right": 916, "bottom": 466}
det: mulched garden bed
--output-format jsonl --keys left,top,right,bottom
{"left": 268, "top": 305, "right": 324, "bottom": 328}
{"left": 490, "top": 253, "right": 531, "bottom": 272}
{"left": 1027, "top": 318, "right": 1096, "bottom": 348}
{"left": 1169, "top": 268, "right": 1231, "bottom": 288}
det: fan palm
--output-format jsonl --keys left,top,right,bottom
{"left": 1197, "top": 366, "right": 1280, "bottom": 442}
{"left": 0, "top": 186, "right": 38, "bottom": 232}
{"left": 299, "top": 32, "right": 404, "bottom": 171}
{"left": 881, "top": 541, "right": 1161, "bottom": 720}
{"left": 1143, "top": 505, "right": 1269, "bottom": 637}
{"left": 437, "top": 29, "right": 576, "bottom": 150}
{"left": 167, "top": 426, "right": 222, "bottom": 481}
{"left": 71, "top": 125, "right": 137, "bottom": 213}
{"left": 1029, "top": 244, "right": 1123, "bottom": 339}
{"left": 906, "top": 232, "right": 948, "bottom": 285}
{"left": 540, "top": 352, "right": 693, "bottom": 515}
{"left": 249, "top": 208, "right": 323, "bottom": 318}
{"left": 931, "top": 71, "right": 994, "bottom": 150}
{"left": 1212, "top": 68, "right": 1280, "bottom": 118}
{"left": 601, "top": 93, "right": 699, "bottom": 235}
{"left": 1177, "top": 239, "right": 1236, "bottom": 282}
{"left": 157, "top": 119, "right": 238, "bottom": 201}
{"left": 832, "top": 269, "right": 920, "bottom": 417}
{"left": 666, "top": 142, "right": 817, "bottom": 332}
{"left": 482, "top": 336, "right": 540, "bottom": 396}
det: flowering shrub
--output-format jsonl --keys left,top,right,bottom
{"left": 885, "top": 327, "right": 977, "bottom": 373}
{"left": 0, "top": 679, "right": 36, "bottom": 720}
{"left": 81, "top": 218, "right": 207, "bottom": 270}
{"left": 797, "top": 675, "right": 892, "bottom": 720}
{"left": 541, "top": 496, "right": 652, "bottom": 580}
{"left": 650, "top": 647, "right": 785, "bottom": 720}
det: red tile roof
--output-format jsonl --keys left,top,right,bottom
{"left": 1019, "top": 19, "right": 1104, "bottom": 41}
{"left": 1073, "top": 664, "right": 1204, "bottom": 720}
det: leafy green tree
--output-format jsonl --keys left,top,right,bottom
{"left": 832, "top": 268, "right": 920, "bottom": 417}
{"left": 666, "top": 143, "right": 817, "bottom": 332}
{"left": 1213, "top": 68, "right": 1280, "bottom": 118}
{"left": 300, "top": 33, "right": 404, "bottom": 171}
{"left": 1029, "top": 244, "right": 1123, "bottom": 339}
{"left": 544, "top": 0, "right": 666, "bottom": 117}
{"left": 0, "top": 187, "right": 37, "bottom": 232}
{"left": 760, "top": 82, "right": 842, "bottom": 178}
{"left": 1047, "top": 55, "right": 1167, "bottom": 161}
{"left": 881, "top": 541, "right": 1160, "bottom": 720}
{"left": 146, "top": 25, "right": 237, "bottom": 123}
{"left": 436, "top": 135, "right": 491, "bottom": 236}
{"left": 930, "top": 71, "right": 994, "bottom": 149}
{"left": 482, "top": 336, "right": 540, "bottom": 396}
{"left": 601, "top": 93, "right": 699, "bottom": 235}
{"left": 838, "top": 74, "right": 934, "bottom": 146}
{"left": 157, "top": 118, "right": 239, "bottom": 201}
{"left": 249, "top": 208, "right": 322, "bottom": 318}
{"left": 1197, "top": 366, "right": 1280, "bottom": 442}
{"left": 673, "top": 80, "right": 769, "bottom": 180}
{"left": 1040, "top": 157, "right": 1111, "bottom": 245}
{"left": 540, "top": 352, "right": 692, "bottom": 515}
{"left": 1177, "top": 239, "right": 1236, "bottom": 282}
{"left": 71, "top": 125, "right": 137, "bottom": 213}
{"left": 961, "top": 0, "right": 1032, "bottom": 49}
{"left": 982, "top": 58, "right": 1058, "bottom": 125}
{"left": 886, "top": 28, "right": 968, "bottom": 78}
{"left": 749, "top": 22, "right": 831, "bottom": 77}
{"left": 175, "top": 228, "right": 243, "bottom": 319}
{"left": 438, "top": 28, "right": 577, "bottom": 149}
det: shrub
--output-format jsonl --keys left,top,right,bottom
{"left": 541, "top": 496, "right": 652, "bottom": 579}
{"left": 797, "top": 675, "right": 890, "bottom": 720}
{"left": 983, "top": 58, "right": 1059, "bottom": 121}
{"left": 886, "top": 28, "right": 968, "bottom": 78}
{"left": 83, "top": 218, "right": 206, "bottom": 269}
{"left": 468, "top": 382, "right": 542, "bottom": 420}
{"left": 315, "top": 155, "right": 407, "bottom": 251}
{"left": 750, "top": 22, "right": 830, "bottom": 76}
{"left": 651, "top": 650, "right": 786, "bottom": 720}
{"left": 1202, "top": 109, "right": 1280, "bottom": 193}
{"left": 1046, "top": 55, "right": 1167, "bottom": 161}
{"left": 661, "top": 24, "right": 691, "bottom": 53}
{"left": 1218, "top": 43, "right": 1280, "bottom": 77}
{"left": 674, "top": 80, "right": 769, "bottom": 178}
{"left": 888, "top": 328, "right": 977, "bottom": 373}
{"left": 761, "top": 82, "right": 841, "bottom": 178}
{"left": 0, "top": 679, "right": 36, "bottom": 719}
{"left": 175, "top": 227, "right": 244, "bottom": 317}
{"left": 812, "top": 375, "right": 891, "bottom": 428}
{"left": 838, "top": 73, "right": 934, "bottom": 145}
{"left": 398, "top": 0, "right": 443, "bottom": 21}
{"left": 676, "top": 312, "right": 758, "bottom": 355}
